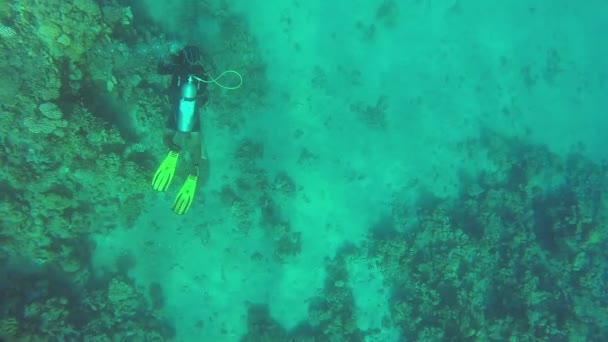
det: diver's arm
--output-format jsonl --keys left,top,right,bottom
{"left": 157, "top": 62, "right": 177, "bottom": 75}
{"left": 196, "top": 90, "right": 209, "bottom": 104}
{"left": 190, "top": 65, "right": 208, "bottom": 81}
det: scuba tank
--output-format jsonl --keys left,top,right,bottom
{"left": 176, "top": 75, "right": 198, "bottom": 132}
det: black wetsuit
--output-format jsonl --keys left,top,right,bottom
{"left": 158, "top": 48, "right": 209, "bottom": 131}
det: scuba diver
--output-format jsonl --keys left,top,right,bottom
{"left": 152, "top": 45, "right": 208, "bottom": 215}
{"left": 151, "top": 45, "right": 242, "bottom": 215}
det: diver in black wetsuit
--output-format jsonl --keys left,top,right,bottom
{"left": 152, "top": 46, "right": 210, "bottom": 215}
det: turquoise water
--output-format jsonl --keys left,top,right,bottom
{"left": 0, "top": 0, "right": 607, "bottom": 341}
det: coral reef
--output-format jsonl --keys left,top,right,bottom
{"left": 0, "top": 0, "right": 154, "bottom": 268}
{"left": 364, "top": 132, "right": 608, "bottom": 340}
{"left": 238, "top": 132, "right": 607, "bottom": 341}
{"left": 0, "top": 317, "right": 18, "bottom": 340}
{"left": 0, "top": 0, "right": 261, "bottom": 339}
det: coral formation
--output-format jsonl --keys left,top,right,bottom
{"left": 0, "top": 317, "right": 18, "bottom": 339}
{"left": 107, "top": 278, "right": 140, "bottom": 319}
{"left": 0, "top": 0, "right": 181, "bottom": 339}
{"left": 237, "top": 132, "right": 608, "bottom": 341}
{"left": 363, "top": 133, "right": 608, "bottom": 340}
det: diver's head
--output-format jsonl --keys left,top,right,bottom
{"left": 182, "top": 46, "right": 201, "bottom": 66}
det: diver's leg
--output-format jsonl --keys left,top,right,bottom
{"left": 163, "top": 129, "right": 180, "bottom": 150}
{"left": 200, "top": 132, "right": 208, "bottom": 161}
{"left": 190, "top": 131, "right": 208, "bottom": 161}
{"left": 188, "top": 131, "right": 209, "bottom": 186}
{"left": 172, "top": 131, "right": 199, "bottom": 155}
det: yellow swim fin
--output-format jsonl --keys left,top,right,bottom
{"left": 152, "top": 150, "right": 179, "bottom": 191}
{"left": 172, "top": 166, "right": 199, "bottom": 215}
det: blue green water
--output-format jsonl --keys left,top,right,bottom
{"left": 0, "top": 0, "right": 607, "bottom": 341}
